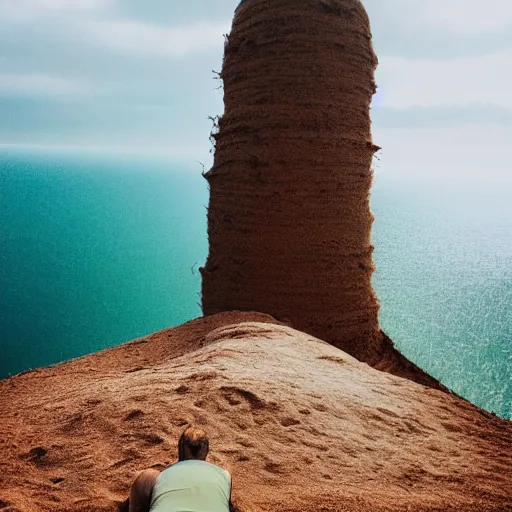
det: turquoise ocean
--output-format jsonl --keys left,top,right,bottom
{"left": 0, "top": 148, "right": 510, "bottom": 419}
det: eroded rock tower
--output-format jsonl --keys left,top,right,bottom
{"left": 202, "top": 0, "right": 381, "bottom": 362}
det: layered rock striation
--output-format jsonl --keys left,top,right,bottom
{"left": 202, "top": 0, "right": 381, "bottom": 362}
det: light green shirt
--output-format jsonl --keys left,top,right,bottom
{"left": 150, "top": 460, "right": 231, "bottom": 512}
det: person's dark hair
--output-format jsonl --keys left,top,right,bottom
{"left": 178, "top": 426, "right": 209, "bottom": 461}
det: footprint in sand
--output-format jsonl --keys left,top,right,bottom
{"left": 280, "top": 417, "right": 301, "bottom": 427}
{"left": 220, "top": 386, "right": 266, "bottom": 410}
{"left": 237, "top": 438, "right": 255, "bottom": 448}
{"left": 20, "top": 446, "right": 49, "bottom": 466}
{"left": 110, "top": 457, "right": 136, "bottom": 469}
{"left": 120, "top": 433, "right": 164, "bottom": 446}
{"left": 264, "top": 461, "right": 283, "bottom": 474}
{"left": 124, "top": 409, "right": 144, "bottom": 421}
{"left": 171, "top": 418, "right": 190, "bottom": 427}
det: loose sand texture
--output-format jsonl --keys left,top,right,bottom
{"left": 202, "top": 0, "right": 382, "bottom": 362}
{"left": 1, "top": 312, "right": 510, "bottom": 512}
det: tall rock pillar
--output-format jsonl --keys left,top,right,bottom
{"left": 201, "top": 0, "right": 381, "bottom": 362}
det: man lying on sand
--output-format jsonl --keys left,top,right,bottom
{"left": 127, "top": 426, "right": 234, "bottom": 512}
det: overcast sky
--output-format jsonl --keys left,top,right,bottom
{"left": 0, "top": 0, "right": 511, "bottom": 183}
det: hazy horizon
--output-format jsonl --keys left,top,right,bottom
{"left": 0, "top": 0, "right": 511, "bottom": 419}
{"left": 1, "top": 0, "right": 512, "bottom": 185}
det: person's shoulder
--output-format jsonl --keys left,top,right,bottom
{"left": 204, "top": 461, "right": 232, "bottom": 480}
{"left": 168, "top": 460, "right": 231, "bottom": 481}
{"left": 219, "top": 465, "right": 232, "bottom": 486}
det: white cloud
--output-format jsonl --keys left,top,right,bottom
{"left": 365, "top": 0, "right": 512, "bottom": 35}
{"left": 419, "top": 0, "right": 512, "bottom": 34}
{"left": 374, "top": 123, "right": 512, "bottom": 184}
{"left": 0, "top": 73, "right": 89, "bottom": 96}
{"left": 36, "top": 0, "right": 112, "bottom": 8}
{"left": 84, "top": 20, "right": 230, "bottom": 57}
{"left": 0, "top": 0, "right": 114, "bottom": 22}
{"left": 0, "top": 0, "right": 112, "bottom": 11}
{"left": 375, "top": 50, "right": 512, "bottom": 109}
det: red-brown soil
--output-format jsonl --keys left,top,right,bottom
{"left": 1, "top": 312, "right": 511, "bottom": 512}
{"left": 202, "top": 0, "right": 382, "bottom": 362}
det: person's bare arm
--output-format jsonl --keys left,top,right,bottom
{"left": 228, "top": 473, "right": 235, "bottom": 512}
{"left": 128, "top": 469, "right": 160, "bottom": 512}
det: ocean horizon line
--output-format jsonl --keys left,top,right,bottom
{"left": 0, "top": 142, "right": 213, "bottom": 162}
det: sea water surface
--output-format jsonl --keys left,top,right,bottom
{"left": 0, "top": 149, "right": 208, "bottom": 377}
{"left": 0, "top": 149, "right": 510, "bottom": 419}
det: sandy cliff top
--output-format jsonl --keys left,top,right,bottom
{"left": 1, "top": 312, "right": 510, "bottom": 511}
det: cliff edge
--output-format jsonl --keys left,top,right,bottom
{"left": 1, "top": 312, "right": 510, "bottom": 512}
